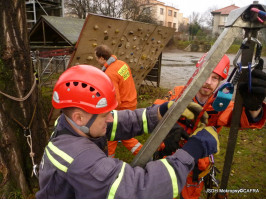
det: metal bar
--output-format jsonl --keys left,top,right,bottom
{"left": 40, "top": 57, "right": 54, "bottom": 77}
{"left": 219, "top": 29, "right": 258, "bottom": 191}
{"left": 131, "top": 27, "right": 241, "bottom": 168}
{"left": 36, "top": 0, "right": 48, "bottom": 15}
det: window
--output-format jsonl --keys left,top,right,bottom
{"left": 224, "top": 16, "right": 228, "bottom": 24}
{"left": 168, "top": 22, "right": 172, "bottom": 27}
{"left": 173, "top": 23, "right": 176, "bottom": 28}
{"left": 160, "top": 8, "right": 164, "bottom": 15}
{"left": 168, "top": 10, "right": 172, "bottom": 16}
{"left": 144, "top": 7, "right": 151, "bottom": 14}
{"left": 174, "top": 12, "right": 177, "bottom": 17}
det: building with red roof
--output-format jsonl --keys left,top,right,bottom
{"left": 211, "top": 4, "right": 240, "bottom": 36}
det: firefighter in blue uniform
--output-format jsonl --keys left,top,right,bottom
{"left": 36, "top": 65, "right": 220, "bottom": 199}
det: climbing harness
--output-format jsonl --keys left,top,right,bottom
{"left": 204, "top": 155, "right": 221, "bottom": 199}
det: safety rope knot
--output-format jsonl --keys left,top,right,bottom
{"left": 30, "top": 152, "right": 35, "bottom": 158}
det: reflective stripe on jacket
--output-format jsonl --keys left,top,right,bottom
{"left": 37, "top": 105, "right": 195, "bottom": 198}
{"left": 105, "top": 59, "right": 137, "bottom": 110}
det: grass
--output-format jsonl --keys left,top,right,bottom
{"left": 115, "top": 85, "right": 266, "bottom": 199}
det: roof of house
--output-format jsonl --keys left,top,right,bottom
{"left": 211, "top": 4, "right": 240, "bottom": 15}
{"left": 30, "top": 15, "right": 85, "bottom": 46}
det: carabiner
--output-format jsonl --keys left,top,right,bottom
{"left": 233, "top": 37, "right": 262, "bottom": 69}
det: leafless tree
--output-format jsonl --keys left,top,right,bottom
{"left": 201, "top": 6, "right": 218, "bottom": 29}
{"left": 64, "top": 0, "right": 157, "bottom": 23}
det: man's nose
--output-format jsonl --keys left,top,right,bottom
{"left": 205, "top": 76, "right": 212, "bottom": 84}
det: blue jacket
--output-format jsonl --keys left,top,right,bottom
{"left": 36, "top": 105, "right": 195, "bottom": 198}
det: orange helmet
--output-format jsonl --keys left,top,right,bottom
{"left": 52, "top": 65, "right": 118, "bottom": 114}
{"left": 196, "top": 53, "right": 230, "bottom": 80}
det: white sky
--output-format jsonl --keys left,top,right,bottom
{"left": 160, "top": 0, "right": 266, "bottom": 18}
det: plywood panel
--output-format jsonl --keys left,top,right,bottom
{"left": 68, "top": 13, "right": 175, "bottom": 89}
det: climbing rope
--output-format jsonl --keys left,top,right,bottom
{"left": 11, "top": 102, "right": 39, "bottom": 178}
{"left": 0, "top": 76, "right": 36, "bottom": 102}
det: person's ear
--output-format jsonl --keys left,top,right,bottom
{"left": 71, "top": 111, "right": 83, "bottom": 126}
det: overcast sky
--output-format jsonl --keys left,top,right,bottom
{"left": 160, "top": 0, "right": 266, "bottom": 18}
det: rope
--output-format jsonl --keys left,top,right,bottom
{"left": 25, "top": 131, "right": 38, "bottom": 177}
{"left": 11, "top": 103, "right": 39, "bottom": 178}
{"left": 0, "top": 76, "right": 36, "bottom": 102}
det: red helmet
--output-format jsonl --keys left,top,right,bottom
{"left": 196, "top": 53, "right": 230, "bottom": 80}
{"left": 52, "top": 65, "right": 118, "bottom": 114}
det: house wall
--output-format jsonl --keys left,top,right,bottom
{"left": 212, "top": 14, "right": 229, "bottom": 36}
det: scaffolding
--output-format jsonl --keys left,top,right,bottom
{"left": 26, "top": 0, "right": 64, "bottom": 31}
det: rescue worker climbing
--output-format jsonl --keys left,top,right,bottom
{"left": 95, "top": 44, "right": 142, "bottom": 158}
{"left": 154, "top": 54, "right": 266, "bottom": 199}
{"left": 37, "top": 65, "right": 221, "bottom": 198}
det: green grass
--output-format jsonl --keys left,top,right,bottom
{"left": 115, "top": 86, "right": 266, "bottom": 199}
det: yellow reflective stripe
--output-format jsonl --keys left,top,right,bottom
{"left": 108, "top": 162, "right": 126, "bottom": 199}
{"left": 45, "top": 148, "right": 68, "bottom": 172}
{"left": 48, "top": 142, "right": 74, "bottom": 164}
{"left": 110, "top": 110, "right": 118, "bottom": 141}
{"left": 160, "top": 159, "right": 178, "bottom": 198}
{"left": 142, "top": 109, "right": 148, "bottom": 134}
{"left": 54, "top": 116, "right": 60, "bottom": 126}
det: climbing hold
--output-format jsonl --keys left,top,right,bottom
{"left": 92, "top": 43, "right": 97, "bottom": 47}
{"left": 86, "top": 56, "right": 94, "bottom": 61}
{"left": 104, "top": 30, "right": 108, "bottom": 34}
{"left": 112, "top": 40, "right": 116, "bottom": 45}
{"left": 141, "top": 54, "right": 147, "bottom": 60}
{"left": 94, "top": 25, "right": 99, "bottom": 30}
{"left": 115, "top": 29, "right": 119, "bottom": 33}
{"left": 104, "top": 36, "right": 109, "bottom": 40}
{"left": 125, "top": 42, "right": 130, "bottom": 49}
{"left": 129, "top": 31, "right": 134, "bottom": 35}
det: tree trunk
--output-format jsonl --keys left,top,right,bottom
{"left": 0, "top": 0, "right": 49, "bottom": 198}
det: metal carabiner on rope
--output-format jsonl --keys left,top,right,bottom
{"left": 233, "top": 37, "right": 262, "bottom": 69}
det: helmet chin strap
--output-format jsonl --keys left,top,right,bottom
{"left": 64, "top": 114, "right": 98, "bottom": 137}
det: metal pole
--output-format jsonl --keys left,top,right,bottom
{"left": 131, "top": 27, "right": 240, "bottom": 168}
{"left": 219, "top": 29, "right": 258, "bottom": 191}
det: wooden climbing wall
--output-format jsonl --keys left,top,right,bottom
{"left": 68, "top": 13, "right": 175, "bottom": 89}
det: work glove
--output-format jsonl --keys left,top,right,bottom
{"left": 180, "top": 102, "right": 209, "bottom": 128}
{"left": 182, "top": 126, "right": 219, "bottom": 161}
{"left": 153, "top": 124, "right": 189, "bottom": 159}
{"left": 159, "top": 101, "right": 209, "bottom": 127}
{"left": 238, "top": 58, "right": 266, "bottom": 111}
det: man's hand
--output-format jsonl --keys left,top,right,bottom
{"left": 239, "top": 58, "right": 266, "bottom": 111}
{"left": 181, "top": 102, "right": 208, "bottom": 128}
{"left": 159, "top": 101, "right": 208, "bottom": 127}
{"left": 191, "top": 126, "right": 220, "bottom": 155}
{"left": 153, "top": 124, "right": 189, "bottom": 159}
{"left": 182, "top": 126, "right": 219, "bottom": 161}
